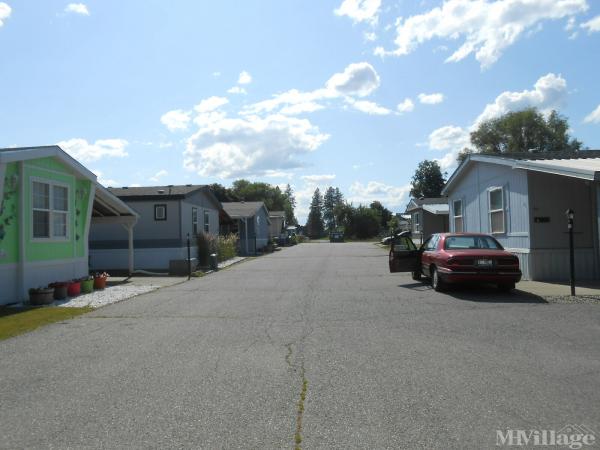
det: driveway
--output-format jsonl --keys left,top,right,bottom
{"left": 1, "top": 243, "right": 599, "bottom": 448}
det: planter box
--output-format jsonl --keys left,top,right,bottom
{"left": 67, "top": 281, "right": 81, "bottom": 297}
{"left": 29, "top": 288, "right": 55, "bottom": 305}
{"left": 94, "top": 276, "right": 107, "bottom": 290}
{"left": 81, "top": 279, "right": 94, "bottom": 294}
{"left": 51, "top": 283, "right": 68, "bottom": 300}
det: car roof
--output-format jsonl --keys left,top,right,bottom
{"left": 436, "top": 232, "right": 494, "bottom": 237}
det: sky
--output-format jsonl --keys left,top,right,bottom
{"left": 1, "top": 0, "right": 599, "bottom": 222}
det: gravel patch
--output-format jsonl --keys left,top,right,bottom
{"left": 543, "top": 295, "right": 600, "bottom": 304}
{"left": 53, "top": 285, "right": 159, "bottom": 308}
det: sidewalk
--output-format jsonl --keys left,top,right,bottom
{"left": 517, "top": 280, "right": 600, "bottom": 297}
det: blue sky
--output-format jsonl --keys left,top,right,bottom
{"left": 1, "top": 0, "right": 600, "bottom": 221}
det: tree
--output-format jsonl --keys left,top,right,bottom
{"left": 410, "top": 160, "right": 446, "bottom": 198}
{"left": 283, "top": 184, "right": 297, "bottom": 225}
{"left": 305, "top": 188, "right": 325, "bottom": 238}
{"left": 369, "top": 201, "right": 392, "bottom": 230}
{"left": 230, "top": 179, "right": 288, "bottom": 211}
{"left": 208, "top": 183, "right": 239, "bottom": 202}
{"left": 469, "top": 108, "right": 583, "bottom": 156}
{"left": 323, "top": 187, "right": 337, "bottom": 230}
{"left": 348, "top": 206, "right": 380, "bottom": 239}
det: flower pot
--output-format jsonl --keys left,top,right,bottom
{"left": 81, "top": 279, "right": 94, "bottom": 294}
{"left": 29, "top": 288, "right": 55, "bottom": 305}
{"left": 67, "top": 281, "right": 81, "bottom": 297}
{"left": 94, "top": 276, "right": 107, "bottom": 290}
{"left": 51, "top": 283, "right": 68, "bottom": 300}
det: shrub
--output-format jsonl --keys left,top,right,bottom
{"left": 196, "top": 232, "right": 217, "bottom": 267}
{"left": 217, "top": 234, "right": 238, "bottom": 262}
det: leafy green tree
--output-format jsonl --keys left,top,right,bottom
{"left": 230, "top": 179, "right": 287, "bottom": 211}
{"left": 469, "top": 108, "right": 583, "bottom": 156}
{"left": 410, "top": 160, "right": 446, "bottom": 198}
{"left": 208, "top": 183, "right": 239, "bottom": 202}
{"left": 348, "top": 206, "right": 380, "bottom": 239}
{"left": 369, "top": 201, "right": 392, "bottom": 230}
{"left": 305, "top": 188, "right": 325, "bottom": 238}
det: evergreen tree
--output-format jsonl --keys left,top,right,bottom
{"left": 305, "top": 188, "right": 325, "bottom": 238}
{"left": 283, "top": 184, "right": 297, "bottom": 225}
{"left": 323, "top": 187, "right": 337, "bottom": 230}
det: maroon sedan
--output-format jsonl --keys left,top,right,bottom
{"left": 389, "top": 232, "right": 521, "bottom": 292}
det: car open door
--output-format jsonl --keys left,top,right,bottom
{"left": 389, "top": 233, "right": 419, "bottom": 273}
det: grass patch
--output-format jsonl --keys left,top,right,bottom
{"left": 0, "top": 306, "right": 92, "bottom": 341}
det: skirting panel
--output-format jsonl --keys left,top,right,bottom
{"left": 90, "top": 247, "right": 198, "bottom": 271}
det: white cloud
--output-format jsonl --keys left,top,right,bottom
{"left": 301, "top": 174, "right": 337, "bottom": 183}
{"left": 243, "top": 62, "right": 382, "bottom": 117}
{"left": 428, "top": 72, "right": 570, "bottom": 171}
{"left": 348, "top": 181, "right": 411, "bottom": 209}
{"left": 65, "top": 3, "right": 90, "bottom": 16}
{"left": 364, "top": 31, "right": 377, "bottom": 41}
{"left": 475, "top": 73, "right": 567, "bottom": 124}
{"left": 334, "top": 0, "right": 381, "bottom": 24}
{"left": 418, "top": 92, "right": 444, "bottom": 105}
{"left": 194, "top": 96, "right": 229, "bottom": 113}
{"left": 212, "top": 71, "right": 221, "bottom": 78}
{"left": 184, "top": 113, "right": 329, "bottom": 179}
{"left": 58, "top": 138, "right": 128, "bottom": 162}
{"left": 160, "top": 109, "right": 191, "bottom": 132}
{"left": 428, "top": 126, "right": 470, "bottom": 151}
{"left": 326, "top": 62, "right": 380, "bottom": 97}
{"left": 348, "top": 99, "right": 392, "bottom": 115}
{"left": 377, "top": 0, "right": 588, "bottom": 69}
{"left": 237, "top": 71, "right": 252, "bottom": 85}
{"left": 149, "top": 169, "right": 168, "bottom": 182}
{"left": 584, "top": 105, "right": 600, "bottom": 124}
{"left": 92, "top": 170, "right": 120, "bottom": 188}
{"left": 227, "top": 86, "right": 247, "bottom": 95}
{"left": 397, "top": 98, "right": 415, "bottom": 113}
{"left": 0, "top": 2, "right": 11, "bottom": 27}
{"left": 581, "top": 15, "right": 600, "bottom": 32}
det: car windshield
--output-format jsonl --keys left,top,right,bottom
{"left": 444, "top": 235, "right": 503, "bottom": 250}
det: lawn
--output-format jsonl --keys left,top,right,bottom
{"left": 0, "top": 306, "right": 92, "bottom": 341}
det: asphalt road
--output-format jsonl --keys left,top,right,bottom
{"left": 1, "top": 243, "right": 599, "bottom": 449}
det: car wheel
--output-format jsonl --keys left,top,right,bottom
{"left": 431, "top": 267, "right": 445, "bottom": 292}
{"left": 411, "top": 270, "right": 422, "bottom": 281}
{"left": 498, "top": 282, "right": 515, "bottom": 292}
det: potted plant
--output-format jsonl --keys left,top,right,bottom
{"left": 67, "top": 279, "right": 81, "bottom": 297}
{"left": 29, "top": 286, "right": 55, "bottom": 305}
{"left": 93, "top": 272, "right": 109, "bottom": 290}
{"left": 49, "top": 282, "right": 69, "bottom": 300}
{"left": 80, "top": 275, "right": 94, "bottom": 294}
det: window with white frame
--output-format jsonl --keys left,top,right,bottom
{"left": 204, "top": 210, "right": 210, "bottom": 233}
{"left": 453, "top": 199, "right": 463, "bottom": 232}
{"left": 154, "top": 204, "right": 167, "bottom": 221}
{"left": 488, "top": 187, "right": 505, "bottom": 234}
{"left": 413, "top": 212, "right": 420, "bottom": 232}
{"left": 32, "top": 180, "right": 69, "bottom": 239}
{"left": 192, "top": 207, "right": 198, "bottom": 235}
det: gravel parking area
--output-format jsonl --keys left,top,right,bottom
{"left": 53, "top": 284, "right": 159, "bottom": 308}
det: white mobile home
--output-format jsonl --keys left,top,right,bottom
{"left": 442, "top": 151, "right": 600, "bottom": 281}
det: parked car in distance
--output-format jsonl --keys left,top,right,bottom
{"left": 389, "top": 232, "right": 522, "bottom": 292}
{"left": 330, "top": 231, "right": 344, "bottom": 243}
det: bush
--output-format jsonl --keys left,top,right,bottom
{"left": 196, "top": 232, "right": 217, "bottom": 267}
{"left": 296, "top": 235, "right": 306, "bottom": 243}
{"left": 197, "top": 232, "right": 238, "bottom": 265}
{"left": 217, "top": 234, "right": 238, "bottom": 262}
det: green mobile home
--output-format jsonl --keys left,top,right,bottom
{"left": 0, "top": 146, "right": 137, "bottom": 304}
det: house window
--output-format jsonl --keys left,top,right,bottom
{"left": 413, "top": 212, "right": 420, "bottom": 232}
{"left": 453, "top": 199, "right": 463, "bottom": 232}
{"left": 192, "top": 207, "right": 198, "bottom": 235}
{"left": 154, "top": 204, "right": 167, "bottom": 221}
{"left": 488, "top": 188, "right": 505, "bottom": 234}
{"left": 32, "top": 180, "right": 69, "bottom": 240}
{"left": 203, "top": 210, "right": 210, "bottom": 233}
